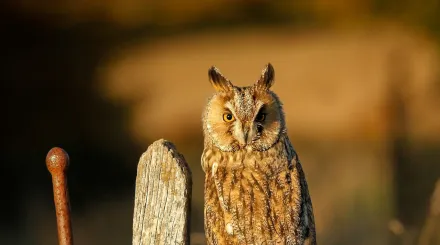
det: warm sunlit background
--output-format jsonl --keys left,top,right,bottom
{"left": 1, "top": 1, "right": 440, "bottom": 245}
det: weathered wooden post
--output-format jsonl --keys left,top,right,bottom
{"left": 132, "top": 139, "right": 192, "bottom": 245}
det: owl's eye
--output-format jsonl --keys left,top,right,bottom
{"left": 223, "top": 113, "right": 235, "bottom": 122}
{"left": 255, "top": 112, "right": 266, "bottom": 122}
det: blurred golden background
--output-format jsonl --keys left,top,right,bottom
{"left": 1, "top": 1, "right": 439, "bottom": 244}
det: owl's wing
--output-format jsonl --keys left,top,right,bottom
{"left": 296, "top": 159, "right": 317, "bottom": 245}
{"left": 285, "top": 138, "right": 317, "bottom": 245}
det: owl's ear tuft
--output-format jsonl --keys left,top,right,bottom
{"left": 209, "top": 66, "right": 233, "bottom": 92}
{"left": 255, "top": 63, "right": 275, "bottom": 90}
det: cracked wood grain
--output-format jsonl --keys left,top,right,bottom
{"left": 132, "top": 139, "right": 192, "bottom": 245}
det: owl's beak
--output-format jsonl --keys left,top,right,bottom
{"left": 235, "top": 122, "right": 252, "bottom": 147}
{"left": 243, "top": 129, "right": 249, "bottom": 144}
{"left": 238, "top": 126, "right": 251, "bottom": 147}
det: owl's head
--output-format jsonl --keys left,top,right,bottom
{"left": 203, "top": 63, "right": 286, "bottom": 152}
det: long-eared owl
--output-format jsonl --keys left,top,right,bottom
{"left": 201, "top": 63, "right": 316, "bottom": 245}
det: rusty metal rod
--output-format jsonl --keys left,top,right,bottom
{"left": 46, "top": 147, "right": 74, "bottom": 245}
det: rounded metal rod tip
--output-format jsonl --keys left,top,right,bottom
{"left": 46, "top": 147, "right": 69, "bottom": 175}
{"left": 46, "top": 147, "right": 73, "bottom": 245}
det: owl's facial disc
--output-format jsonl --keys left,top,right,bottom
{"left": 205, "top": 87, "right": 284, "bottom": 152}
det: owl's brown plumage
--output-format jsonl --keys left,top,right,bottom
{"left": 202, "top": 63, "right": 316, "bottom": 245}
